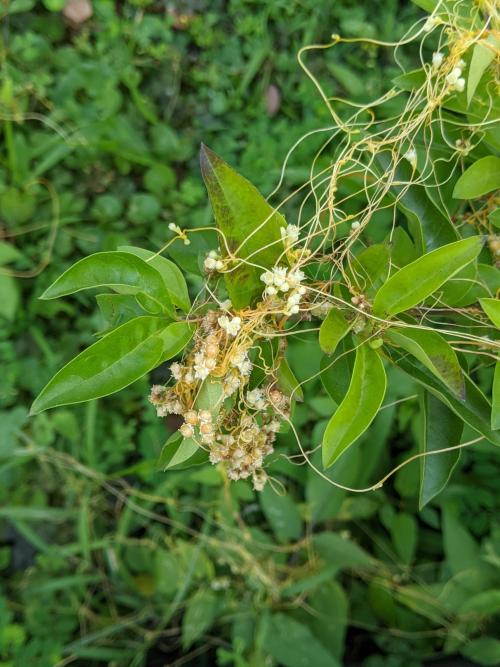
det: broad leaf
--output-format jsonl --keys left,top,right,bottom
{"left": 200, "top": 144, "right": 286, "bottom": 309}
{"left": 40, "top": 251, "right": 174, "bottom": 316}
{"left": 348, "top": 244, "right": 390, "bottom": 294}
{"left": 419, "top": 391, "right": 463, "bottom": 509}
{"left": 118, "top": 245, "right": 190, "bottom": 312}
{"left": 320, "top": 345, "right": 353, "bottom": 404}
{"left": 30, "top": 316, "right": 181, "bottom": 414}
{"left": 319, "top": 309, "right": 352, "bottom": 356}
{"left": 467, "top": 35, "right": 500, "bottom": 106}
{"left": 453, "top": 156, "right": 500, "bottom": 199}
{"left": 373, "top": 236, "right": 483, "bottom": 318}
{"left": 96, "top": 293, "right": 145, "bottom": 330}
{"left": 479, "top": 297, "right": 500, "bottom": 328}
{"left": 386, "top": 328, "right": 464, "bottom": 398}
{"left": 158, "top": 432, "right": 201, "bottom": 470}
{"left": 260, "top": 485, "right": 302, "bottom": 542}
{"left": 322, "top": 343, "right": 386, "bottom": 468}
{"left": 392, "top": 352, "right": 500, "bottom": 446}
{"left": 375, "top": 153, "right": 457, "bottom": 252}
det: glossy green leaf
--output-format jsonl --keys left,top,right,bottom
{"left": 31, "top": 316, "right": 176, "bottom": 414}
{"left": 96, "top": 293, "right": 145, "bottom": 331}
{"left": 40, "top": 251, "right": 174, "bottom": 316}
{"left": 200, "top": 144, "right": 286, "bottom": 309}
{"left": 157, "top": 321, "right": 195, "bottom": 362}
{"left": 319, "top": 343, "right": 354, "bottom": 404}
{"left": 493, "top": 362, "right": 500, "bottom": 431}
{"left": 322, "top": 343, "right": 386, "bottom": 468}
{"left": 319, "top": 309, "right": 352, "bottom": 356}
{"left": 467, "top": 35, "right": 500, "bottom": 106}
{"left": 453, "top": 156, "right": 500, "bottom": 199}
{"left": 459, "top": 590, "right": 500, "bottom": 616}
{"left": 158, "top": 433, "right": 205, "bottom": 471}
{"left": 479, "top": 297, "right": 500, "bottom": 328}
{"left": 419, "top": 391, "right": 463, "bottom": 509}
{"left": 386, "top": 328, "right": 464, "bottom": 398}
{"left": 376, "top": 153, "right": 457, "bottom": 252}
{"left": 393, "top": 352, "right": 500, "bottom": 446}
{"left": 118, "top": 245, "right": 190, "bottom": 312}
{"left": 373, "top": 236, "right": 483, "bottom": 318}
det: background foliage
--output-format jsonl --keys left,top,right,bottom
{"left": 1, "top": 1, "right": 499, "bottom": 666}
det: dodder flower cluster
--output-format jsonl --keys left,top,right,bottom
{"left": 149, "top": 306, "right": 292, "bottom": 491}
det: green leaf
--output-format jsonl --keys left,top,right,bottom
{"left": 157, "top": 321, "right": 195, "bottom": 361}
{"left": 200, "top": 144, "right": 286, "bottom": 309}
{"left": 319, "top": 309, "right": 352, "bottom": 356}
{"left": 182, "top": 589, "right": 217, "bottom": 650}
{"left": 373, "top": 236, "right": 483, "bottom": 318}
{"left": 260, "top": 485, "right": 302, "bottom": 542}
{"left": 443, "top": 509, "right": 480, "bottom": 575}
{"left": 459, "top": 590, "right": 500, "bottom": 616}
{"left": 312, "top": 532, "right": 373, "bottom": 570}
{"left": 0, "top": 241, "right": 22, "bottom": 266}
{"left": 462, "top": 638, "right": 500, "bottom": 667}
{"left": 390, "top": 513, "right": 418, "bottom": 564}
{"left": 322, "top": 343, "right": 386, "bottom": 468}
{"left": 419, "top": 392, "right": 463, "bottom": 509}
{"left": 118, "top": 245, "right": 190, "bottom": 312}
{"left": 96, "top": 293, "right": 145, "bottom": 330}
{"left": 0, "top": 274, "right": 19, "bottom": 321}
{"left": 158, "top": 432, "right": 203, "bottom": 471}
{"left": 479, "top": 297, "right": 500, "bottom": 327}
{"left": 375, "top": 153, "right": 457, "bottom": 252}
{"left": 393, "top": 352, "right": 500, "bottom": 446}
{"left": 453, "top": 156, "right": 500, "bottom": 199}
{"left": 488, "top": 208, "right": 500, "bottom": 229}
{"left": 40, "top": 251, "right": 174, "bottom": 316}
{"left": 263, "top": 614, "right": 338, "bottom": 667}
{"left": 467, "top": 35, "right": 500, "bottom": 106}
{"left": 277, "top": 357, "right": 304, "bottom": 402}
{"left": 493, "top": 362, "right": 500, "bottom": 431}
{"left": 319, "top": 344, "right": 353, "bottom": 404}
{"left": 349, "top": 244, "right": 390, "bottom": 294}
{"left": 30, "top": 316, "right": 177, "bottom": 414}
{"left": 386, "top": 328, "right": 464, "bottom": 398}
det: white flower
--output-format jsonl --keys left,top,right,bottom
{"left": 454, "top": 77, "right": 465, "bottom": 92}
{"left": 288, "top": 269, "right": 305, "bottom": 286}
{"left": 432, "top": 51, "right": 444, "bottom": 68}
{"left": 287, "top": 293, "right": 301, "bottom": 306}
{"left": 288, "top": 304, "right": 300, "bottom": 315}
{"left": 260, "top": 271, "right": 274, "bottom": 285}
{"left": 218, "top": 315, "right": 241, "bottom": 336}
{"left": 194, "top": 363, "right": 210, "bottom": 380}
{"left": 265, "top": 285, "right": 277, "bottom": 296}
{"left": 204, "top": 257, "right": 217, "bottom": 271}
{"left": 180, "top": 423, "right": 194, "bottom": 438}
{"left": 204, "top": 249, "right": 224, "bottom": 272}
{"left": 230, "top": 351, "right": 252, "bottom": 376}
{"left": 247, "top": 388, "right": 267, "bottom": 410}
{"left": 446, "top": 66, "right": 462, "bottom": 86}
{"left": 170, "top": 362, "right": 183, "bottom": 380}
{"left": 220, "top": 299, "right": 232, "bottom": 310}
{"left": 351, "top": 220, "right": 361, "bottom": 231}
{"left": 280, "top": 224, "right": 300, "bottom": 246}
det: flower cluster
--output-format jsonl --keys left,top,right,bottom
{"left": 280, "top": 224, "right": 300, "bottom": 249}
{"left": 204, "top": 249, "right": 224, "bottom": 272}
{"left": 260, "top": 265, "right": 306, "bottom": 315}
{"left": 445, "top": 60, "right": 466, "bottom": 93}
{"left": 148, "top": 309, "right": 292, "bottom": 491}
